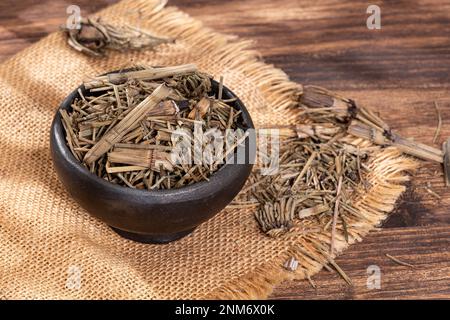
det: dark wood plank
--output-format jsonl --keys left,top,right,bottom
{"left": 270, "top": 226, "right": 450, "bottom": 300}
{"left": 0, "top": 0, "right": 448, "bottom": 299}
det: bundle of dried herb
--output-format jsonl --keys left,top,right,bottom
{"left": 236, "top": 120, "right": 371, "bottom": 245}
{"left": 239, "top": 84, "right": 444, "bottom": 248}
{"left": 234, "top": 86, "right": 391, "bottom": 245}
{"left": 301, "top": 85, "right": 450, "bottom": 186}
{"left": 64, "top": 18, "right": 173, "bottom": 57}
{"left": 60, "top": 64, "right": 244, "bottom": 190}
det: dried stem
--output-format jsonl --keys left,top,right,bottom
{"left": 330, "top": 176, "right": 343, "bottom": 255}
{"left": 84, "top": 64, "right": 197, "bottom": 89}
{"left": 443, "top": 138, "right": 450, "bottom": 187}
{"left": 433, "top": 101, "right": 442, "bottom": 144}
{"left": 84, "top": 84, "right": 172, "bottom": 164}
{"left": 348, "top": 121, "right": 443, "bottom": 163}
{"left": 385, "top": 254, "right": 415, "bottom": 268}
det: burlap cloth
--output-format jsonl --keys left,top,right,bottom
{"left": 0, "top": 0, "right": 417, "bottom": 299}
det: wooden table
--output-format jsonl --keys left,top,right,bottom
{"left": 1, "top": 0, "right": 448, "bottom": 299}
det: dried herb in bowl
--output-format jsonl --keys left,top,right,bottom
{"left": 60, "top": 64, "right": 246, "bottom": 190}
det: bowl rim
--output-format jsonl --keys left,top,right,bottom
{"left": 51, "top": 77, "right": 255, "bottom": 198}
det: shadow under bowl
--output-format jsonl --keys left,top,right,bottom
{"left": 50, "top": 77, "right": 254, "bottom": 244}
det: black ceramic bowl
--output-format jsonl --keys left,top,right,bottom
{"left": 50, "top": 76, "right": 254, "bottom": 244}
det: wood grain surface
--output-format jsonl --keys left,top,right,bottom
{"left": 0, "top": 0, "right": 448, "bottom": 299}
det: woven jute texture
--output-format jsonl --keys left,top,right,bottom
{"left": 0, "top": 0, "right": 417, "bottom": 299}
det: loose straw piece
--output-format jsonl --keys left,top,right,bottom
{"left": 298, "top": 204, "right": 329, "bottom": 219}
{"left": 432, "top": 101, "right": 442, "bottom": 144}
{"left": 292, "top": 151, "right": 316, "bottom": 189}
{"left": 424, "top": 183, "right": 441, "bottom": 200}
{"left": 321, "top": 247, "right": 353, "bottom": 286}
{"left": 84, "top": 64, "right": 197, "bottom": 89}
{"left": 329, "top": 258, "right": 353, "bottom": 286}
{"left": 443, "top": 139, "right": 450, "bottom": 187}
{"left": 83, "top": 84, "right": 172, "bottom": 164}
{"left": 330, "top": 175, "right": 343, "bottom": 255}
{"left": 385, "top": 254, "right": 415, "bottom": 268}
{"left": 218, "top": 76, "right": 224, "bottom": 101}
{"left": 304, "top": 271, "right": 317, "bottom": 289}
{"left": 106, "top": 165, "right": 147, "bottom": 174}
{"left": 348, "top": 121, "right": 443, "bottom": 163}
{"left": 188, "top": 97, "right": 210, "bottom": 120}
{"left": 108, "top": 147, "right": 172, "bottom": 171}
{"left": 300, "top": 85, "right": 391, "bottom": 132}
{"left": 301, "top": 85, "right": 445, "bottom": 165}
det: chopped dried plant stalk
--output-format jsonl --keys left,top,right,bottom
{"left": 298, "top": 204, "right": 329, "bottom": 219}
{"left": 327, "top": 256, "right": 353, "bottom": 286}
{"left": 63, "top": 18, "right": 173, "bottom": 57}
{"left": 300, "top": 85, "right": 444, "bottom": 163}
{"left": 304, "top": 271, "right": 317, "bottom": 289}
{"left": 84, "top": 64, "right": 198, "bottom": 89}
{"left": 385, "top": 253, "right": 415, "bottom": 268}
{"left": 433, "top": 101, "right": 442, "bottom": 144}
{"left": 107, "top": 147, "right": 173, "bottom": 171}
{"left": 348, "top": 121, "right": 443, "bottom": 163}
{"left": 188, "top": 97, "right": 210, "bottom": 120}
{"left": 424, "top": 182, "right": 441, "bottom": 200}
{"left": 84, "top": 84, "right": 172, "bottom": 164}
{"left": 443, "top": 139, "right": 450, "bottom": 187}
{"left": 330, "top": 176, "right": 343, "bottom": 255}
